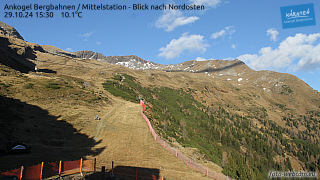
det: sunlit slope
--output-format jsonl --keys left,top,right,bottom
{"left": 89, "top": 98, "right": 217, "bottom": 180}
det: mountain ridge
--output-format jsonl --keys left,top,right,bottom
{"left": 0, "top": 21, "right": 24, "bottom": 40}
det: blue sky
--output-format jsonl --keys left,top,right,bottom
{"left": 1, "top": 0, "right": 320, "bottom": 91}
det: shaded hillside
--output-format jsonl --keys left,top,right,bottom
{"left": 0, "top": 28, "right": 45, "bottom": 72}
{"left": 0, "top": 64, "right": 109, "bottom": 171}
{"left": 0, "top": 37, "right": 35, "bottom": 73}
{"left": 0, "top": 95, "right": 104, "bottom": 170}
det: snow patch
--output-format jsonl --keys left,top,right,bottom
{"left": 238, "top": 78, "right": 243, "bottom": 82}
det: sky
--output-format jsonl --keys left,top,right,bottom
{"left": 1, "top": 0, "right": 320, "bottom": 91}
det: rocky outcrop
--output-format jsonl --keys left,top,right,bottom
{"left": 105, "top": 55, "right": 146, "bottom": 64}
{"left": 74, "top": 50, "right": 107, "bottom": 60}
{"left": 0, "top": 21, "right": 24, "bottom": 40}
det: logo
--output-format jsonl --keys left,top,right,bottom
{"left": 280, "top": 3, "right": 316, "bottom": 29}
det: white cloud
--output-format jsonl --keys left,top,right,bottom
{"left": 80, "top": 31, "right": 95, "bottom": 41}
{"left": 211, "top": 26, "right": 235, "bottom": 39}
{"left": 196, "top": 57, "right": 207, "bottom": 61}
{"left": 159, "top": 33, "right": 209, "bottom": 59}
{"left": 65, "top": 48, "right": 73, "bottom": 52}
{"left": 96, "top": 41, "right": 101, "bottom": 45}
{"left": 231, "top": 44, "right": 237, "bottom": 49}
{"left": 155, "top": 8, "right": 199, "bottom": 32}
{"left": 237, "top": 33, "right": 320, "bottom": 71}
{"left": 189, "top": 0, "right": 221, "bottom": 8}
{"left": 267, "top": 28, "right": 279, "bottom": 42}
{"left": 155, "top": 0, "right": 221, "bottom": 32}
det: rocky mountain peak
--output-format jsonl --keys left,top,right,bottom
{"left": 0, "top": 21, "right": 24, "bottom": 40}
{"left": 74, "top": 50, "right": 107, "bottom": 60}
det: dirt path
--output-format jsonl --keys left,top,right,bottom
{"left": 89, "top": 98, "right": 214, "bottom": 180}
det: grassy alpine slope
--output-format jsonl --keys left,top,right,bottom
{"left": 0, "top": 64, "right": 215, "bottom": 180}
{"left": 103, "top": 74, "right": 320, "bottom": 180}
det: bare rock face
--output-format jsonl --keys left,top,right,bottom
{"left": 105, "top": 55, "right": 146, "bottom": 64}
{"left": 74, "top": 50, "right": 107, "bottom": 60}
{"left": 0, "top": 21, "right": 24, "bottom": 40}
